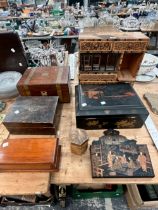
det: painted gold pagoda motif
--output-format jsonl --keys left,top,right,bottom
{"left": 90, "top": 130, "right": 154, "bottom": 178}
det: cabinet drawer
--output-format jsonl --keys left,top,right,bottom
{"left": 80, "top": 41, "right": 112, "bottom": 52}
{"left": 113, "top": 41, "right": 148, "bottom": 52}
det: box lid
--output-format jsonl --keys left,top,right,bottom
{"left": 79, "top": 27, "right": 149, "bottom": 41}
{"left": 3, "top": 96, "right": 59, "bottom": 126}
{"left": 0, "top": 138, "right": 59, "bottom": 171}
{"left": 76, "top": 84, "right": 149, "bottom": 116}
{"left": 17, "top": 66, "right": 70, "bottom": 86}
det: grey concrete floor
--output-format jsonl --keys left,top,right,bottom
{"left": 0, "top": 196, "right": 130, "bottom": 210}
{"left": 0, "top": 196, "right": 158, "bottom": 210}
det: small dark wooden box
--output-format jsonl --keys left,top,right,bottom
{"left": 0, "top": 138, "right": 61, "bottom": 172}
{"left": 3, "top": 96, "right": 59, "bottom": 135}
{"left": 17, "top": 66, "right": 70, "bottom": 103}
{"left": 75, "top": 83, "right": 149, "bottom": 129}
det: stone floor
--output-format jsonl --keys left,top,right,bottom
{"left": 0, "top": 197, "right": 130, "bottom": 210}
{"left": 0, "top": 196, "right": 158, "bottom": 210}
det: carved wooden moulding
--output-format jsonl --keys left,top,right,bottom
{"left": 79, "top": 73, "right": 117, "bottom": 84}
{"left": 90, "top": 130, "right": 154, "bottom": 178}
{"left": 80, "top": 41, "right": 148, "bottom": 52}
{"left": 79, "top": 30, "right": 149, "bottom": 53}
{"left": 113, "top": 41, "right": 148, "bottom": 52}
{"left": 80, "top": 41, "right": 112, "bottom": 52}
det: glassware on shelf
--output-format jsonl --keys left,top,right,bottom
{"left": 98, "top": 11, "right": 113, "bottom": 26}
{"left": 59, "top": 10, "right": 76, "bottom": 28}
{"left": 120, "top": 15, "right": 140, "bottom": 31}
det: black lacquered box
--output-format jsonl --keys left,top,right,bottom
{"left": 75, "top": 83, "right": 149, "bottom": 129}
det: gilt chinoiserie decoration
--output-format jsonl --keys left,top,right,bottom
{"left": 75, "top": 83, "right": 149, "bottom": 129}
{"left": 90, "top": 130, "right": 154, "bottom": 178}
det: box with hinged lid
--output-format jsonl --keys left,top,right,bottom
{"left": 75, "top": 83, "right": 149, "bottom": 129}
{"left": 3, "top": 96, "right": 60, "bottom": 135}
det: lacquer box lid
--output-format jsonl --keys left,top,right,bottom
{"left": 76, "top": 83, "right": 148, "bottom": 116}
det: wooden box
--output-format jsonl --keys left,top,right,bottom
{"left": 0, "top": 138, "right": 61, "bottom": 172}
{"left": 79, "top": 27, "right": 149, "bottom": 84}
{"left": 17, "top": 66, "right": 70, "bottom": 103}
{"left": 0, "top": 0, "right": 8, "bottom": 8}
{"left": 70, "top": 129, "right": 88, "bottom": 155}
{"left": 75, "top": 83, "right": 149, "bottom": 129}
{"left": 3, "top": 96, "right": 59, "bottom": 135}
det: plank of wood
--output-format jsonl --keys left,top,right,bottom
{"left": 0, "top": 172, "right": 50, "bottom": 195}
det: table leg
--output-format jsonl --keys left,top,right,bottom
{"left": 156, "top": 32, "right": 158, "bottom": 49}
{"left": 59, "top": 185, "right": 66, "bottom": 208}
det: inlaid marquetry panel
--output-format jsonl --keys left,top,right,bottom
{"left": 80, "top": 41, "right": 112, "bottom": 52}
{"left": 79, "top": 73, "right": 117, "bottom": 82}
{"left": 113, "top": 41, "right": 148, "bottom": 52}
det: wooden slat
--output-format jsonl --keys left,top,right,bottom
{"left": 0, "top": 173, "right": 50, "bottom": 195}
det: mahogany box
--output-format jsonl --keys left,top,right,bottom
{"left": 0, "top": 138, "right": 61, "bottom": 172}
{"left": 75, "top": 83, "right": 149, "bottom": 129}
{"left": 17, "top": 66, "right": 70, "bottom": 103}
{"left": 3, "top": 96, "right": 59, "bottom": 135}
